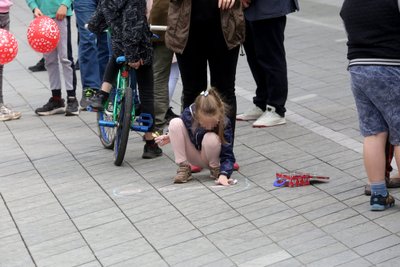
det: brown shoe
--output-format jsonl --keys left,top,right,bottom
{"left": 174, "top": 163, "right": 193, "bottom": 183}
{"left": 209, "top": 166, "right": 220, "bottom": 180}
{"left": 387, "top": 178, "right": 400, "bottom": 188}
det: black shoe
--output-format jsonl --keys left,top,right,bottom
{"left": 142, "top": 143, "right": 163, "bottom": 159}
{"left": 28, "top": 58, "right": 46, "bottom": 72}
{"left": 88, "top": 91, "right": 107, "bottom": 111}
{"left": 370, "top": 192, "right": 395, "bottom": 211}
{"left": 75, "top": 60, "right": 79, "bottom": 70}
{"left": 80, "top": 88, "right": 96, "bottom": 110}
{"left": 35, "top": 97, "right": 65, "bottom": 116}
{"left": 66, "top": 97, "right": 79, "bottom": 116}
{"left": 165, "top": 107, "right": 179, "bottom": 122}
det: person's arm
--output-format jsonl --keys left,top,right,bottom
{"left": 25, "top": 0, "right": 42, "bottom": 16}
{"left": 87, "top": 4, "right": 108, "bottom": 34}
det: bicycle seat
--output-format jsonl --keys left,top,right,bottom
{"left": 116, "top": 56, "right": 126, "bottom": 64}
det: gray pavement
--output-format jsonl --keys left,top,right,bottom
{"left": 1, "top": 0, "right": 400, "bottom": 266}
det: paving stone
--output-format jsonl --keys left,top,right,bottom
{"left": 35, "top": 246, "right": 96, "bottom": 267}
{"left": 81, "top": 219, "right": 142, "bottom": 251}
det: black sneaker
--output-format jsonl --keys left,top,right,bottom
{"left": 66, "top": 97, "right": 79, "bottom": 116}
{"left": 165, "top": 107, "right": 179, "bottom": 122}
{"left": 28, "top": 58, "right": 46, "bottom": 72}
{"left": 80, "top": 88, "right": 96, "bottom": 110}
{"left": 35, "top": 97, "right": 65, "bottom": 116}
{"left": 142, "top": 143, "right": 163, "bottom": 159}
{"left": 370, "top": 192, "right": 395, "bottom": 211}
{"left": 88, "top": 91, "right": 107, "bottom": 111}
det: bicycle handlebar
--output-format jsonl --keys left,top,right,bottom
{"left": 149, "top": 25, "right": 167, "bottom": 31}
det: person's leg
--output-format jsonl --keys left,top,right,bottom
{"left": 57, "top": 18, "right": 78, "bottom": 115}
{"left": 168, "top": 118, "right": 202, "bottom": 183}
{"left": 0, "top": 12, "right": 9, "bottom": 105}
{"left": 74, "top": 0, "right": 104, "bottom": 90}
{"left": 168, "top": 61, "right": 179, "bottom": 101}
{"left": 201, "top": 132, "right": 221, "bottom": 168}
{"left": 251, "top": 16, "right": 288, "bottom": 117}
{"left": 169, "top": 118, "right": 202, "bottom": 164}
{"left": 350, "top": 65, "right": 396, "bottom": 210}
{"left": 66, "top": 16, "right": 77, "bottom": 92}
{"left": 207, "top": 26, "right": 239, "bottom": 140}
{"left": 364, "top": 132, "right": 388, "bottom": 184}
{"left": 136, "top": 64, "right": 163, "bottom": 158}
{"left": 56, "top": 19, "right": 75, "bottom": 96}
{"left": 153, "top": 42, "right": 173, "bottom": 131}
{"left": 176, "top": 24, "right": 208, "bottom": 110}
{"left": 243, "top": 18, "right": 268, "bottom": 111}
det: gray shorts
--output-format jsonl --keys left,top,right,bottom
{"left": 349, "top": 65, "right": 400, "bottom": 145}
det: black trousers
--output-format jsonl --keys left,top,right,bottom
{"left": 176, "top": 21, "right": 240, "bottom": 138}
{"left": 103, "top": 57, "right": 155, "bottom": 130}
{"left": 243, "top": 16, "right": 288, "bottom": 117}
{"left": 66, "top": 16, "right": 77, "bottom": 92}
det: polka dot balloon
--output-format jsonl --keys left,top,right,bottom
{"left": 0, "top": 29, "right": 18, "bottom": 65}
{"left": 27, "top": 16, "right": 60, "bottom": 53}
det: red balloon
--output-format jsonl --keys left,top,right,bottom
{"left": 0, "top": 29, "right": 18, "bottom": 65}
{"left": 27, "top": 16, "right": 60, "bottom": 53}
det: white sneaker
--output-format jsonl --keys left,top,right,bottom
{"left": 236, "top": 106, "right": 263, "bottom": 121}
{"left": 0, "top": 104, "right": 22, "bottom": 121}
{"left": 252, "top": 105, "right": 286, "bottom": 127}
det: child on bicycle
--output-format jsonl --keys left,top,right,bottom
{"left": 87, "top": 0, "right": 162, "bottom": 159}
{"left": 155, "top": 88, "right": 236, "bottom": 186}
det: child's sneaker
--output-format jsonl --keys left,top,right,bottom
{"left": 80, "top": 87, "right": 96, "bottom": 110}
{"left": 142, "top": 143, "right": 163, "bottom": 159}
{"left": 66, "top": 97, "right": 79, "bottom": 116}
{"left": 0, "top": 104, "right": 22, "bottom": 121}
{"left": 35, "top": 97, "right": 65, "bottom": 116}
{"left": 174, "top": 163, "right": 193, "bottom": 183}
{"left": 370, "top": 192, "right": 395, "bottom": 211}
{"left": 88, "top": 91, "right": 107, "bottom": 111}
{"left": 209, "top": 166, "right": 220, "bottom": 179}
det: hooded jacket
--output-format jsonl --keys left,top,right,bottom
{"left": 88, "top": 0, "right": 153, "bottom": 65}
{"left": 165, "top": 0, "right": 245, "bottom": 54}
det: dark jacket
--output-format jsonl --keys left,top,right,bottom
{"left": 165, "top": 0, "right": 245, "bottom": 54}
{"left": 244, "top": 0, "right": 299, "bottom": 21}
{"left": 181, "top": 104, "right": 235, "bottom": 178}
{"left": 88, "top": 0, "right": 153, "bottom": 65}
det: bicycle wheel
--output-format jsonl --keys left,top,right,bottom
{"left": 114, "top": 87, "right": 133, "bottom": 166}
{"left": 97, "top": 89, "right": 116, "bottom": 149}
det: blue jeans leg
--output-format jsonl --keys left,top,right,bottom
{"left": 74, "top": 0, "right": 109, "bottom": 90}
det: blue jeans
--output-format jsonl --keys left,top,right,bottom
{"left": 74, "top": 0, "right": 110, "bottom": 90}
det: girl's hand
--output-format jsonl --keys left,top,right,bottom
{"left": 128, "top": 59, "right": 144, "bottom": 69}
{"left": 155, "top": 134, "right": 170, "bottom": 146}
{"left": 56, "top": 5, "right": 67, "bottom": 20}
{"left": 215, "top": 175, "right": 237, "bottom": 186}
{"left": 33, "top": 8, "right": 43, "bottom": 17}
{"left": 218, "top": 0, "right": 235, "bottom": 10}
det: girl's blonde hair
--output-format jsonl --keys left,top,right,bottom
{"left": 193, "top": 87, "right": 228, "bottom": 144}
